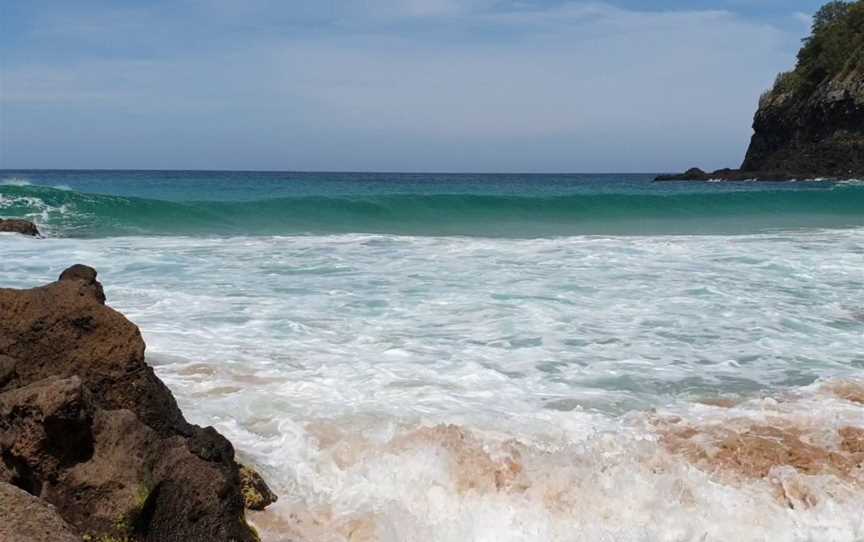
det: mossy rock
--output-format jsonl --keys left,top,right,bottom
{"left": 239, "top": 465, "right": 278, "bottom": 511}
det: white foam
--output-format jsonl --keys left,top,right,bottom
{"left": 1, "top": 231, "right": 863, "bottom": 540}
{"left": 0, "top": 177, "right": 31, "bottom": 186}
{"left": 236, "top": 383, "right": 864, "bottom": 542}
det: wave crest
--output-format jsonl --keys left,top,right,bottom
{"left": 3, "top": 183, "right": 864, "bottom": 237}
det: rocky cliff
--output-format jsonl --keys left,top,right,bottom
{"left": 0, "top": 265, "right": 273, "bottom": 541}
{"left": 659, "top": 0, "right": 864, "bottom": 181}
{"left": 742, "top": 66, "right": 864, "bottom": 178}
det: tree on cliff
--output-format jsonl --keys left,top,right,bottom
{"left": 810, "top": 1, "right": 853, "bottom": 33}
{"left": 793, "top": 0, "right": 864, "bottom": 92}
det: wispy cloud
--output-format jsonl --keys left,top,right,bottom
{"left": 1, "top": 1, "right": 807, "bottom": 171}
{"left": 793, "top": 11, "right": 814, "bottom": 30}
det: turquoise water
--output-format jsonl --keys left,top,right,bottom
{"left": 2, "top": 170, "right": 864, "bottom": 541}
{"left": 2, "top": 170, "right": 863, "bottom": 236}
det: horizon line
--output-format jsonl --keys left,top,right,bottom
{"left": 0, "top": 168, "right": 675, "bottom": 176}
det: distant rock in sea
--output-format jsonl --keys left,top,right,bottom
{"left": 658, "top": 1, "right": 864, "bottom": 181}
{"left": 0, "top": 265, "right": 274, "bottom": 541}
{"left": 0, "top": 218, "right": 41, "bottom": 237}
{"left": 654, "top": 168, "right": 813, "bottom": 182}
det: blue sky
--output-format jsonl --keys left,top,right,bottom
{"left": 0, "top": 0, "right": 828, "bottom": 172}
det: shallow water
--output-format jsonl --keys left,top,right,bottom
{"left": 2, "top": 171, "right": 864, "bottom": 541}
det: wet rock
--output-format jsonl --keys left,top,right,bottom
{"left": 0, "top": 265, "right": 267, "bottom": 541}
{"left": 240, "top": 465, "right": 279, "bottom": 511}
{"left": 839, "top": 426, "right": 864, "bottom": 454}
{"left": 0, "top": 218, "right": 40, "bottom": 237}
{"left": 825, "top": 381, "right": 864, "bottom": 405}
{"left": 663, "top": 423, "right": 863, "bottom": 481}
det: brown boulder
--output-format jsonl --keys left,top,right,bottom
{"left": 0, "top": 265, "right": 266, "bottom": 541}
{"left": 0, "top": 218, "right": 41, "bottom": 237}
{"left": 0, "top": 482, "right": 80, "bottom": 542}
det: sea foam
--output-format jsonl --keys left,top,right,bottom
{"left": 1, "top": 231, "right": 863, "bottom": 540}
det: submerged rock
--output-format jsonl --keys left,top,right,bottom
{"left": 0, "top": 218, "right": 40, "bottom": 237}
{"left": 0, "top": 265, "right": 273, "bottom": 541}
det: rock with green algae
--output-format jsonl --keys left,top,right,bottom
{"left": 240, "top": 465, "right": 279, "bottom": 511}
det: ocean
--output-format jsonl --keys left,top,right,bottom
{"left": 2, "top": 170, "right": 864, "bottom": 541}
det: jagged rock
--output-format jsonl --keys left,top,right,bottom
{"left": 0, "top": 482, "right": 80, "bottom": 542}
{"left": 240, "top": 465, "right": 279, "bottom": 511}
{"left": 0, "top": 218, "right": 40, "bottom": 237}
{"left": 0, "top": 265, "right": 271, "bottom": 541}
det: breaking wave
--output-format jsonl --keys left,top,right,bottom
{"left": 2, "top": 183, "right": 864, "bottom": 237}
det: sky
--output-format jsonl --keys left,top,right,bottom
{"left": 0, "top": 0, "right": 829, "bottom": 172}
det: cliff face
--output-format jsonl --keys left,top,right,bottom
{"left": 741, "top": 68, "right": 864, "bottom": 177}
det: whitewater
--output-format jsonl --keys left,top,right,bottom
{"left": 2, "top": 171, "right": 864, "bottom": 541}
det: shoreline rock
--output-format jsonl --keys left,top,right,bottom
{"left": 0, "top": 265, "right": 275, "bottom": 541}
{"left": 0, "top": 218, "right": 41, "bottom": 237}
{"left": 653, "top": 168, "right": 850, "bottom": 182}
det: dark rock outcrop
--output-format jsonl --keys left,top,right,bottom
{"left": 0, "top": 218, "right": 40, "bottom": 237}
{"left": 654, "top": 168, "right": 813, "bottom": 182}
{"left": 658, "top": 1, "right": 864, "bottom": 182}
{"left": 740, "top": 72, "right": 864, "bottom": 178}
{"left": 0, "top": 265, "right": 267, "bottom": 541}
{"left": 655, "top": 168, "right": 713, "bottom": 181}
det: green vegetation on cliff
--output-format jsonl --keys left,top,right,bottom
{"left": 769, "top": 1, "right": 864, "bottom": 98}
